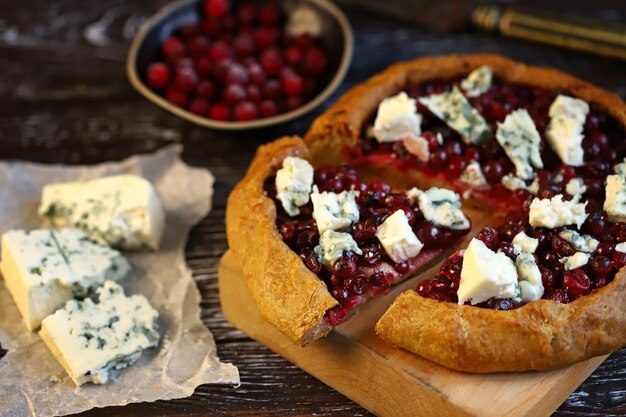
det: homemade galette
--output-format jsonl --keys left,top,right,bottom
{"left": 226, "top": 54, "right": 626, "bottom": 372}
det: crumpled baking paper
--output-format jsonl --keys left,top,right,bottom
{"left": 0, "top": 145, "right": 239, "bottom": 417}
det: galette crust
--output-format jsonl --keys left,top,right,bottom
{"left": 304, "top": 53, "right": 626, "bottom": 165}
{"left": 226, "top": 136, "right": 337, "bottom": 346}
{"left": 375, "top": 268, "right": 626, "bottom": 372}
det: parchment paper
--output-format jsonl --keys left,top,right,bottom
{"left": 0, "top": 145, "right": 240, "bottom": 417}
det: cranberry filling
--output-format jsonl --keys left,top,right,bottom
{"left": 418, "top": 209, "right": 622, "bottom": 308}
{"left": 265, "top": 165, "right": 469, "bottom": 325}
{"left": 144, "top": 0, "right": 333, "bottom": 121}
{"left": 346, "top": 78, "right": 626, "bottom": 212}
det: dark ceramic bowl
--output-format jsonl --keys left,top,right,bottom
{"left": 127, "top": 0, "right": 353, "bottom": 130}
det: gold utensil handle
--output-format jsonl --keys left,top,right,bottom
{"left": 473, "top": 5, "right": 626, "bottom": 61}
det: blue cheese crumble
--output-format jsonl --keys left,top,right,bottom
{"left": 515, "top": 252, "right": 544, "bottom": 303}
{"left": 565, "top": 178, "right": 587, "bottom": 197}
{"left": 545, "top": 95, "right": 589, "bottom": 167}
{"left": 311, "top": 186, "right": 360, "bottom": 234}
{"left": 496, "top": 109, "right": 544, "bottom": 180}
{"left": 460, "top": 65, "right": 493, "bottom": 98}
{"left": 408, "top": 187, "right": 470, "bottom": 230}
{"left": 39, "top": 280, "right": 160, "bottom": 386}
{"left": 558, "top": 229, "right": 599, "bottom": 253}
{"left": 512, "top": 231, "right": 539, "bottom": 253}
{"left": 418, "top": 86, "right": 492, "bottom": 145}
{"left": 604, "top": 174, "right": 626, "bottom": 222}
{"left": 373, "top": 92, "right": 422, "bottom": 143}
{"left": 275, "top": 156, "right": 314, "bottom": 217}
{"left": 314, "top": 230, "right": 362, "bottom": 268}
{"left": 559, "top": 252, "right": 590, "bottom": 271}
{"left": 460, "top": 160, "right": 487, "bottom": 188}
{"left": 529, "top": 195, "right": 588, "bottom": 229}
{"left": 375, "top": 210, "right": 424, "bottom": 263}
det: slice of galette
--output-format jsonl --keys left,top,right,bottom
{"left": 226, "top": 136, "right": 471, "bottom": 345}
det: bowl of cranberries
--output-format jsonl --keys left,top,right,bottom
{"left": 127, "top": 0, "right": 352, "bottom": 129}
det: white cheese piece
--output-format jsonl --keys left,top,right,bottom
{"left": 418, "top": 86, "right": 492, "bottom": 145}
{"left": 460, "top": 160, "right": 487, "bottom": 188}
{"left": 39, "top": 280, "right": 159, "bottom": 386}
{"left": 560, "top": 252, "right": 590, "bottom": 270}
{"left": 457, "top": 238, "right": 519, "bottom": 305}
{"left": 275, "top": 156, "right": 314, "bottom": 217}
{"left": 515, "top": 252, "right": 544, "bottom": 303}
{"left": 545, "top": 95, "right": 589, "bottom": 167}
{"left": 501, "top": 174, "right": 534, "bottom": 193}
{"left": 558, "top": 229, "right": 599, "bottom": 253}
{"left": 314, "top": 230, "right": 362, "bottom": 268}
{"left": 311, "top": 186, "right": 359, "bottom": 234}
{"left": 511, "top": 231, "right": 539, "bottom": 253}
{"left": 615, "top": 242, "right": 626, "bottom": 253}
{"left": 604, "top": 174, "right": 626, "bottom": 222}
{"left": 614, "top": 158, "right": 626, "bottom": 176}
{"left": 0, "top": 229, "right": 130, "bottom": 331}
{"left": 496, "top": 109, "right": 544, "bottom": 180}
{"left": 402, "top": 135, "right": 429, "bottom": 162}
{"left": 436, "top": 132, "right": 444, "bottom": 145}
{"left": 286, "top": 5, "right": 322, "bottom": 37}
{"left": 39, "top": 175, "right": 165, "bottom": 251}
{"left": 460, "top": 65, "right": 493, "bottom": 98}
{"left": 529, "top": 194, "right": 588, "bottom": 229}
{"left": 409, "top": 187, "right": 470, "bottom": 230}
{"left": 375, "top": 210, "right": 424, "bottom": 263}
{"left": 565, "top": 177, "right": 587, "bottom": 197}
{"left": 373, "top": 92, "right": 422, "bottom": 143}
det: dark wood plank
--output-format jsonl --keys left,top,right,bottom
{"left": 0, "top": 1, "right": 625, "bottom": 416}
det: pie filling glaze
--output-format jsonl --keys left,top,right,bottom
{"left": 264, "top": 166, "right": 469, "bottom": 325}
{"left": 338, "top": 74, "right": 626, "bottom": 309}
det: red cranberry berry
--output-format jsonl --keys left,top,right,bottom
{"left": 204, "top": 0, "right": 229, "bottom": 18}
{"left": 589, "top": 256, "right": 612, "bottom": 277}
{"left": 344, "top": 274, "right": 369, "bottom": 296}
{"left": 259, "top": 100, "right": 278, "bottom": 117}
{"left": 174, "top": 66, "right": 199, "bottom": 91}
{"left": 304, "top": 47, "right": 328, "bottom": 76}
{"left": 166, "top": 87, "right": 187, "bottom": 107}
{"left": 332, "top": 255, "right": 357, "bottom": 280}
{"left": 188, "top": 98, "right": 209, "bottom": 115}
{"left": 477, "top": 226, "right": 500, "bottom": 249}
{"left": 224, "top": 84, "right": 247, "bottom": 104}
{"left": 261, "top": 49, "right": 283, "bottom": 77}
{"left": 248, "top": 63, "right": 266, "bottom": 86}
{"left": 563, "top": 269, "right": 591, "bottom": 298}
{"left": 300, "top": 249, "right": 322, "bottom": 274}
{"left": 162, "top": 37, "right": 185, "bottom": 60}
{"left": 233, "top": 34, "right": 255, "bottom": 57}
{"left": 187, "top": 35, "right": 211, "bottom": 57}
{"left": 209, "top": 102, "right": 231, "bottom": 121}
{"left": 146, "top": 62, "right": 169, "bottom": 89}
{"left": 226, "top": 64, "right": 250, "bottom": 84}
{"left": 551, "top": 289, "right": 570, "bottom": 303}
{"left": 279, "top": 222, "right": 296, "bottom": 241}
{"left": 483, "top": 160, "right": 506, "bottom": 184}
{"left": 281, "top": 72, "right": 303, "bottom": 95}
{"left": 194, "top": 56, "right": 213, "bottom": 77}
{"left": 612, "top": 251, "right": 626, "bottom": 269}
{"left": 254, "top": 27, "right": 278, "bottom": 49}
{"left": 360, "top": 244, "right": 382, "bottom": 266}
{"left": 263, "top": 79, "right": 281, "bottom": 99}
{"left": 195, "top": 80, "right": 215, "bottom": 99}
{"left": 539, "top": 266, "right": 557, "bottom": 291}
{"left": 233, "top": 101, "right": 259, "bottom": 121}
{"left": 209, "top": 40, "right": 232, "bottom": 62}
{"left": 259, "top": 4, "right": 281, "bottom": 26}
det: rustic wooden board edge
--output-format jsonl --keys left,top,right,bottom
{"left": 217, "top": 250, "right": 606, "bottom": 417}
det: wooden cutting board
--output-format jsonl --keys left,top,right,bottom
{"left": 218, "top": 247, "right": 607, "bottom": 417}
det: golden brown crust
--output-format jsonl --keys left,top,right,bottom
{"left": 304, "top": 53, "right": 626, "bottom": 165}
{"left": 226, "top": 136, "right": 337, "bottom": 346}
{"left": 375, "top": 268, "right": 626, "bottom": 372}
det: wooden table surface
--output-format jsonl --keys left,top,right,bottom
{"left": 1, "top": 0, "right": 625, "bottom": 415}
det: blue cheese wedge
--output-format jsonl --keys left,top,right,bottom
{"left": 409, "top": 187, "right": 470, "bottom": 230}
{"left": 512, "top": 231, "right": 539, "bottom": 253}
{"left": 457, "top": 238, "right": 519, "bottom": 305}
{"left": 529, "top": 195, "right": 588, "bottom": 229}
{"left": 314, "top": 230, "right": 362, "bottom": 268}
{"left": 311, "top": 186, "right": 359, "bottom": 234}
{"left": 560, "top": 252, "right": 590, "bottom": 270}
{"left": 460, "top": 160, "right": 487, "bottom": 188}
{"left": 604, "top": 174, "right": 626, "bottom": 222}
{"left": 565, "top": 178, "right": 587, "bottom": 197}
{"left": 558, "top": 229, "right": 599, "bottom": 253}
{"left": 496, "top": 109, "right": 543, "bottom": 180}
{"left": 515, "top": 252, "right": 544, "bottom": 303}
{"left": 375, "top": 210, "right": 424, "bottom": 263}
{"left": 275, "top": 156, "right": 314, "bottom": 217}
{"left": 545, "top": 95, "right": 589, "bottom": 166}
{"left": 39, "top": 175, "right": 165, "bottom": 251}
{"left": 39, "top": 280, "right": 159, "bottom": 386}
{"left": 373, "top": 92, "right": 422, "bottom": 143}
{"left": 460, "top": 65, "right": 493, "bottom": 98}
{"left": 0, "top": 229, "right": 130, "bottom": 331}
{"left": 418, "top": 86, "right": 492, "bottom": 145}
